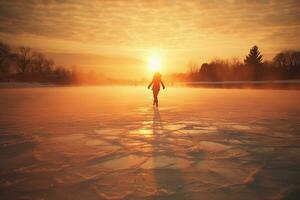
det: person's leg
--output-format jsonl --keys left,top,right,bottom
{"left": 154, "top": 90, "right": 159, "bottom": 107}
{"left": 152, "top": 90, "right": 156, "bottom": 105}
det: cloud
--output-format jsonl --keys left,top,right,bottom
{"left": 0, "top": 0, "right": 299, "bottom": 61}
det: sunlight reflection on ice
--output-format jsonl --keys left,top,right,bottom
{"left": 129, "top": 128, "right": 153, "bottom": 137}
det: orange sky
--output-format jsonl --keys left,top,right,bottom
{"left": 0, "top": 0, "right": 300, "bottom": 79}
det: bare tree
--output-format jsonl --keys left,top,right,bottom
{"left": 273, "top": 52, "right": 286, "bottom": 68}
{"left": 0, "top": 41, "right": 12, "bottom": 74}
{"left": 31, "top": 52, "right": 46, "bottom": 73}
{"left": 187, "top": 62, "right": 199, "bottom": 81}
{"left": 230, "top": 57, "right": 243, "bottom": 67}
{"left": 42, "top": 58, "right": 54, "bottom": 74}
{"left": 188, "top": 62, "right": 199, "bottom": 75}
{"left": 273, "top": 51, "right": 300, "bottom": 69}
{"left": 294, "top": 51, "right": 300, "bottom": 67}
{"left": 16, "top": 46, "right": 32, "bottom": 73}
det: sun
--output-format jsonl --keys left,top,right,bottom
{"left": 148, "top": 54, "right": 161, "bottom": 73}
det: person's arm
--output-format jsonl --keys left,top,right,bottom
{"left": 161, "top": 80, "right": 165, "bottom": 89}
{"left": 148, "top": 80, "right": 153, "bottom": 89}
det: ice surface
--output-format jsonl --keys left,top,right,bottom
{"left": 0, "top": 86, "right": 300, "bottom": 199}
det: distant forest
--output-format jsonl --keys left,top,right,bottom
{"left": 1, "top": 41, "right": 300, "bottom": 85}
{"left": 181, "top": 45, "right": 300, "bottom": 82}
{"left": 0, "top": 41, "right": 133, "bottom": 85}
{"left": 0, "top": 41, "right": 73, "bottom": 84}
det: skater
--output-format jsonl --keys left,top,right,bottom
{"left": 148, "top": 72, "right": 165, "bottom": 107}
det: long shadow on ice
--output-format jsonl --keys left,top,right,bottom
{"left": 151, "top": 108, "right": 188, "bottom": 199}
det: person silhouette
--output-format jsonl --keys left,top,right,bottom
{"left": 148, "top": 72, "right": 165, "bottom": 107}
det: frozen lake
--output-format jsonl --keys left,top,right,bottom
{"left": 0, "top": 86, "right": 300, "bottom": 199}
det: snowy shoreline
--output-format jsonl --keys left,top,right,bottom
{"left": 1, "top": 80, "right": 300, "bottom": 90}
{"left": 0, "top": 81, "right": 56, "bottom": 88}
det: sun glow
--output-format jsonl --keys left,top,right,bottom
{"left": 148, "top": 54, "right": 161, "bottom": 73}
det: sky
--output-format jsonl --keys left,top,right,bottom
{"left": 0, "top": 0, "right": 300, "bottom": 79}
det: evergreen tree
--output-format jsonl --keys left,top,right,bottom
{"left": 244, "top": 45, "right": 263, "bottom": 67}
{"left": 244, "top": 45, "right": 263, "bottom": 80}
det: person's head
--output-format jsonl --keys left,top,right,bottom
{"left": 154, "top": 72, "right": 161, "bottom": 79}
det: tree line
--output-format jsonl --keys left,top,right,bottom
{"left": 0, "top": 41, "right": 140, "bottom": 85}
{"left": 0, "top": 41, "right": 73, "bottom": 84}
{"left": 187, "top": 45, "right": 300, "bottom": 81}
{"left": 1, "top": 41, "right": 300, "bottom": 84}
